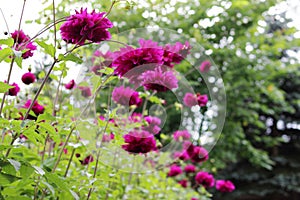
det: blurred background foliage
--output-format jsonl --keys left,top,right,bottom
{"left": 39, "top": 0, "right": 300, "bottom": 199}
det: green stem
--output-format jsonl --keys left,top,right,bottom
{"left": 64, "top": 148, "right": 75, "bottom": 177}
{"left": 0, "top": 57, "right": 15, "bottom": 117}
{"left": 23, "top": 59, "right": 58, "bottom": 120}
{"left": 52, "top": 126, "right": 75, "bottom": 173}
{"left": 52, "top": 71, "right": 63, "bottom": 116}
{"left": 86, "top": 150, "right": 101, "bottom": 200}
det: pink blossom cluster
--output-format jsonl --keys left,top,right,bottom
{"left": 167, "top": 130, "right": 235, "bottom": 198}
{"left": 183, "top": 92, "right": 208, "bottom": 107}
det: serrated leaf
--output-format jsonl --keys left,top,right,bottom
{"left": 0, "top": 81, "right": 14, "bottom": 93}
{"left": 37, "top": 112, "right": 56, "bottom": 122}
{"left": 38, "top": 71, "right": 45, "bottom": 79}
{"left": 0, "top": 48, "right": 12, "bottom": 63}
{"left": 99, "top": 67, "right": 114, "bottom": 75}
{"left": 58, "top": 53, "right": 83, "bottom": 64}
{"left": 33, "top": 166, "right": 45, "bottom": 176}
{"left": 0, "top": 172, "right": 20, "bottom": 185}
{"left": 0, "top": 38, "right": 14, "bottom": 46}
{"left": 7, "top": 159, "right": 21, "bottom": 172}
{"left": 36, "top": 40, "right": 55, "bottom": 57}
{"left": 15, "top": 57, "right": 22, "bottom": 68}
{"left": 19, "top": 162, "right": 34, "bottom": 178}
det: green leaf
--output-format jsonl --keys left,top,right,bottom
{"left": 7, "top": 159, "right": 21, "bottom": 172}
{"left": 0, "top": 172, "right": 20, "bottom": 185}
{"left": 19, "top": 162, "right": 34, "bottom": 178}
{"left": 0, "top": 38, "right": 14, "bottom": 46}
{"left": 0, "top": 145, "right": 11, "bottom": 151}
{"left": 33, "top": 166, "right": 45, "bottom": 176}
{"left": 6, "top": 196, "right": 31, "bottom": 200}
{"left": 37, "top": 112, "right": 56, "bottom": 122}
{"left": 44, "top": 172, "right": 79, "bottom": 199}
{"left": 15, "top": 57, "right": 22, "bottom": 68}
{"left": 0, "top": 81, "right": 14, "bottom": 93}
{"left": 36, "top": 40, "right": 55, "bottom": 57}
{"left": 0, "top": 48, "right": 12, "bottom": 63}
{"left": 99, "top": 67, "right": 114, "bottom": 75}
{"left": 58, "top": 53, "right": 83, "bottom": 64}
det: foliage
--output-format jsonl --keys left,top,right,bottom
{"left": 0, "top": 0, "right": 299, "bottom": 199}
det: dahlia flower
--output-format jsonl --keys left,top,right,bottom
{"left": 167, "top": 164, "right": 182, "bottom": 177}
{"left": 184, "top": 164, "right": 196, "bottom": 173}
{"left": 143, "top": 116, "right": 161, "bottom": 134}
{"left": 139, "top": 67, "right": 178, "bottom": 92}
{"left": 102, "top": 133, "right": 115, "bottom": 143}
{"left": 60, "top": 8, "right": 113, "bottom": 45}
{"left": 78, "top": 86, "right": 92, "bottom": 97}
{"left": 183, "top": 93, "right": 198, "bottom": 107}
{"left": 173, "top": 150, "right": 190, "bottom": 161}
{"left": 199, "top": 60, "right": 211, "bottom": 72}
{"left": 196, "top": 93, "right": 208, "bottom": 106}
{"left": 195, "top": 171, "right": 215, "bottom": 188}
{"left": 178, "top": 179, "right": 188, "bottom": 188}
{"left": 65, "top": 79, "right": 75, "bottom": 90}
{"left": 8, "top": 83, "right": 20, "bottom": 96}
{"left": 21, "top": 72, "right": 36, "bottom": 85}
{"left": 173, "top": 130, "right": 191, "bottom": 141}
{"left": 11, "top": 30, "right": 36, "bottom": 59}
{"left": 80, "top": 155, "right": 94, "bottom": 165}
{"left": 122, "top": 130, "right": 156, "bottom": 154}
{"left": 163, "top": 41, "right": 191, "bottom": 67}
{"left": 216, "top": 180, "right": 235, "bottom": 192}
{"left": 24, "top": 100, "right": 45, "bottom": 116}
{"left": 112, "top": 46, "right": 164, "bottom": 77}
{"left": 183, "top": 92, "right": 208, "bottom": 107}
{"left": 112, "top": 86, "right": 143, "bottom": 107}
{"left": 187, "top": 144, "right": 209, "bottom": 163}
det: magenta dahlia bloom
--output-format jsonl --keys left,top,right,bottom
{"left": 21, "top": 72, "right": 36, "bottom": 85}
{"left": 11, "top": 30, "right": 36, "bottom": 59}
{"left": 139, "top": 39, "right": 161, "bottom": 49}
{"left": 187, "top": 144, "right": 209, "bottom": 163}
{"left": 178, "top": 179, "right": 188, "bottom": 188}
{"left": 143, "top": 116, "right": 161, "bottom": 134}
{"left": 60, "top": 8, "right": 113, "bottom": 45}
{"left": 195, "top": 171, "right": 215, "bottom": 188}
{"left": 173, "top": 150, "right": 190, "bottom": 161}
{"left": 216, "top": 180, "right": 235, "bottom": 192}
{"left": 199, "top": 60, "right": 211, "bottom": 72}
{"left": 183, "top": 93, "right": 208, "bottom": 107}
{"left": 8, "top": 82, "right": 20, "bottom": 96}
{"left": 191, "top": 198, "right": 199, "bottom": 200}
{"left": 80, "top": 155, "right": 94, "bottom": 165}
{"left": 183, "top": 93, "right": 198, "bottom": 107}
{"left": 24, "top": 100, "right": 45, "bottom": 116}
{"left": 112, "top": 86, "right": 143, "bottom": 107}
{"left": 65, "top": 79, "right": 75, "bottom": 90}
{"left": 167, "top": 164, "right": 182, "bottom": 177}
{"left": 163, "top": 41, "right": 191, "bottom": 67}
{"left": 173, "top": 130, "right": 191, "bottom": 141}
{"left": 112, "top": 46, "right": 164, "bottom": 77}
{"left": 122, "top": 130, "right": 156, "bottom": 154}
{"left": 139, "top": 67, "right": 178, "bottom": 92}
{"left": 78, "top": 86, "right": 92, "bottom": 97}
{"left": 129, "top": 112, "right": 143, "bottom": 123}
{"left": 184, "top": 164, "right": 196, "bottom": 173}
{"left": 197, "top": 93, "right": 208, "bottom": 106}
{"left": 102, "top": 133, "right": 114, "bottom": 142}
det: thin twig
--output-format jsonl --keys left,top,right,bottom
{"left": 0, "top": 57, "right": 15, "bottom": 116}
{"left": 52, "top": 126, "right": 76, "bottom": 173}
